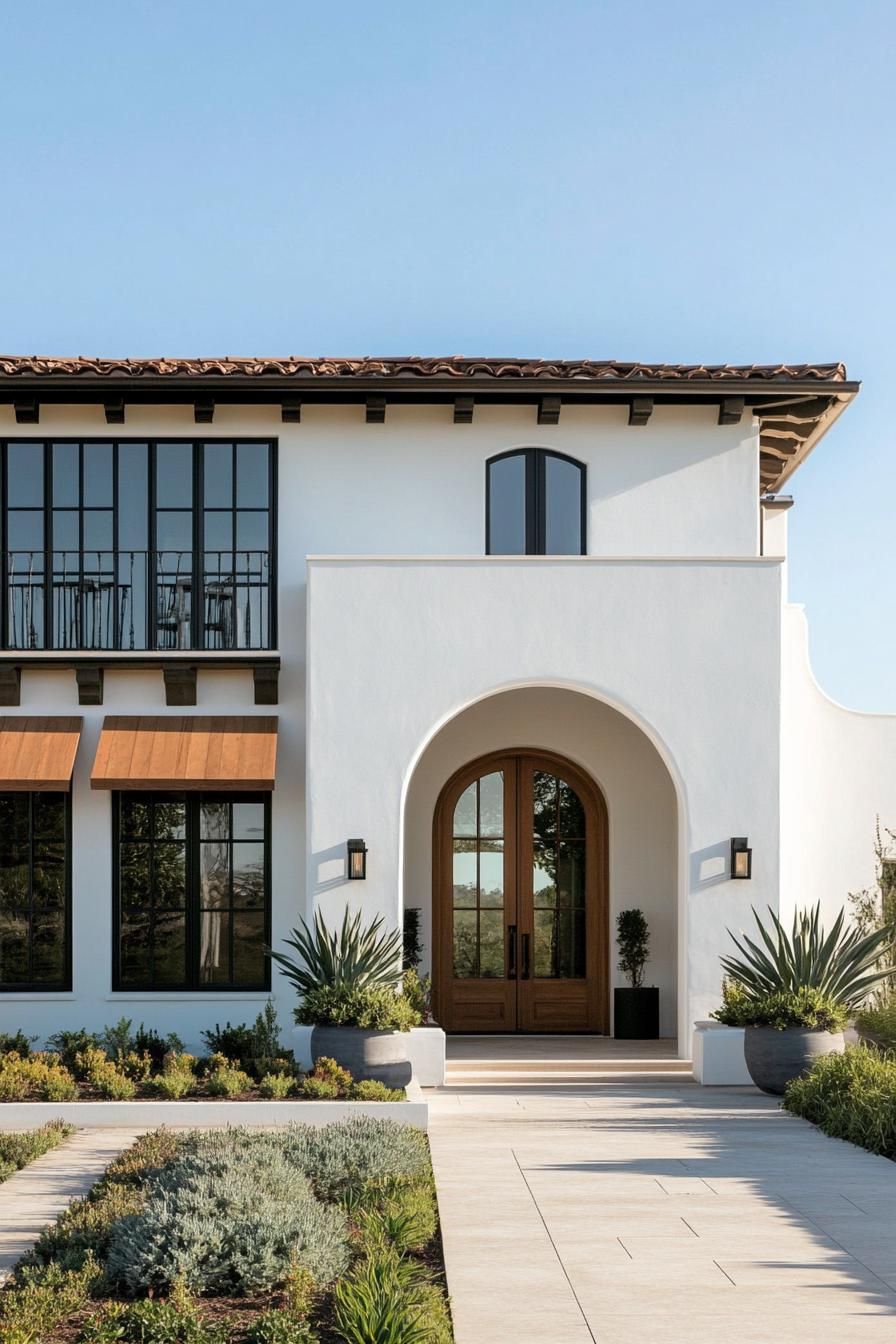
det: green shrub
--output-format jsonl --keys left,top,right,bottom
{"left": 28, "top": 1180, "right": 144, "bottom": 1269}
{"left": 76, "top": 1046, "right": 137, "bottom": 1099}
{"left": 379, "top": 1181, "right": 438, "bottom": 1252}
{"left": 105, "top": 1137, "right": 350, "bottom": 1294}
{"left": 244, "top": 1310, "right": 317, "bottom": 1344}
{"left": 121, "top": 1050, "right": 154, "bottom": 1083}
{"left": 152, "top": 1070, "right": 193, "bottom": 1099}
{"left": 333, "top": 1244, "right": 434, "bottom": 1344}
{"left": 0, "top": 1030, "right": 36, "bottom": 1056}
{"left": 0, "top": 1255, "right": 102, "bottom": 1343}
{"left": 46, "top": 1028, "right": 102, "bottom": 1073}
{"left": 402, "top": 968, "right": 432, "bottom": 1021}
{"left": 300, "top": 1076, "right": 340, "bottom": 1100}
{"left": 784, "top": 1044, "right": 896, "bottom": 1156}
{"left": 206, "top": 1061, "right": 252, "bottom": 1097}
{"left": 201, "top": 1001, "right": 290, "bottom": 1078}
{"left": 297, "top": 985, "right": 420, "bottom": 1031}
{"left": 201, "top": 1020, "right": 256, "bottom": 1063}
{"left": 855, "top": 1002, "right": 896, "bottom": 1049}
{"left": 78, "top": 1280, "right": 227, "bottom": 1343}
{"left": 0, "top": 1052, "right": 78, "bottom": 1101}
{"left": 350, "top": 1079, "right": 405, "bottom": 1102}
{"left": 104, "top": 1128, "right": 180, "bottom": 1185}
{"left": 100, "top": 1016, "right": 136, "bottom": 1063}
{"left": 133, "top": 1025, "right": 185, "bottom": 1070}
{"left": 712, "top": 984, "right": 848, "bottom": 1032}
{"left": 0, "top": 1119, "right": 74, "bottom": 1178}
{"left": 310, "top": 1056, "right": 353, "bottom": 1092}
{"left": 284, "top": 1115, "right": 430, "bottom": 1200}
{"left": 260, "top": 1071, "right": 295, "bottom": 1098}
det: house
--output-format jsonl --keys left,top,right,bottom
{"left": 0, "top": 354, "right": 893, "bottom": 1061}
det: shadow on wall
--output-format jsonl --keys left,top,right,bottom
{"left": 691, "top": 841, "right": 731, "bottom": 889}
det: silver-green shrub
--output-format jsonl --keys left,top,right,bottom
{"left": 278, "top": 1116, "right": 430, "bottom": 1199}
{"left": 105, "top": 1141, "right": 350, "bottom": 1294}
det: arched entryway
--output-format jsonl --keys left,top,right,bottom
{"left": 432, "top": 748, "right": 608, "bottom": 1033}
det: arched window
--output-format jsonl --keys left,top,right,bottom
{"left": 486, "top": 449, "right": 586, "bottom": 555}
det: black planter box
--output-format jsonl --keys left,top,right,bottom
{"left": 614, "top": 987, "right": 659, "bottom": 1040}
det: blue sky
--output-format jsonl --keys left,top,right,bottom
{"left": 0, "top": 0, "right": 893, "bottom": 708}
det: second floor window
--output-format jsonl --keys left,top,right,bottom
{"left": 486, "top": 449, "right": 586, "bottom": 555}
{"left": 2, "top": 439, "right": 275, "bottom": 651}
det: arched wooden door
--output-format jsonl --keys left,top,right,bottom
{"left": 433, "top": 750, "right": 608, "bottom": 1033}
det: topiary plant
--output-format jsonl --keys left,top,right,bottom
{"left": 617, "top": 909, "right": 650, "bottom": 989}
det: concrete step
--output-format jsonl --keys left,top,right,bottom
{"left": 444, "top": 1056, "right": 693, "bottom": 1085}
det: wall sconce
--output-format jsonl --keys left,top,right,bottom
{"left": 731, "top": 837, "right": 752, "bottom": 880}
{"left": 347, "top": 838, "right": 368, "bottom": 880}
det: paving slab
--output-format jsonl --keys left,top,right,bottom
{"left": 427, "top": 1081, "right": 896, "bottom": 1344}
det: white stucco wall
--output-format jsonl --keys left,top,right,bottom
{"left": 307, "top": 555, "right": 784, "bottom": 1050}
{"left": 0, "top": 400, "right": 766, "bottom": 1050}
{"left": 781, "top": 604, "right": 896, "bottom": 926}
{"left": 402, "top": 687, "right": 679, "bottom": 1035}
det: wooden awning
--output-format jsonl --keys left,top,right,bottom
{"left": 0, "top": 717, "right": 82, "bottom": 791}
{"left": 90, "top": 716, "right": 278, "bottom": 791}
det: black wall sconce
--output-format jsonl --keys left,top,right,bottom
{"left": 731, "top": 837, "right": 752, "bottom": 880}
{"left": 347, "top": 838, "right": 368, "bottom": 880}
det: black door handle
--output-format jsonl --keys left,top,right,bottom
{"left": 507, "top": 925, "right": 517, "bottom": 979}
{"left": 521, "top": 932, "right": 531, "bottom": 980}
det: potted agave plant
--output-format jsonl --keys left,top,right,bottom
{"left": 713, "top": 903, "right": 894, "bottom": 1095}
{"left": 268, "top": 908, "right": 419, "bottom": 1089}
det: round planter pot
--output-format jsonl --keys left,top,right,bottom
{"left": 310, "top": 1026, "right": 412, "bottom": 1089}
{"left": 743, "top": 1026, "right": 845, "bottom": 1095}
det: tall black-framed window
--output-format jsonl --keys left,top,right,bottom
{"left": 113, "top": 792, "right": 271, "bottom": 991}
{"left": 1, "top": 439, "right": 276, "bottom": 651}
{"left": 0, "top": 792, "right": 71, "bottom": 991}
{"left": 486, "top": 449, "right": 586, "bottom": 555}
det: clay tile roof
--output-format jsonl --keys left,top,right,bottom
{"left": 0, "top": 354, "right": 851, "bottom": 382}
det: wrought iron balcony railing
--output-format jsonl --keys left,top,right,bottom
{"left": 4, "top": 550, "right": 273, "bottom": 651}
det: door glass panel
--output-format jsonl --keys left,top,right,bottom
{"left": 531, "top": 771, "right": 586, "bottom": 978}
{"left": 488, "top": 454, "right": 526, "bottom": 554}
{"left": 452, "top": 770, "right": 505, "bottom": 978}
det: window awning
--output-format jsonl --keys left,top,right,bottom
{"left": 0, "top": 717, "right": 82, "bottom": 791}
{"left": 90, "top": 716, "right": 278, "bottom": 791}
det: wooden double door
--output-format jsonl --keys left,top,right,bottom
{"left": 433, "top": 750, "right": 608, "bottom": 1033}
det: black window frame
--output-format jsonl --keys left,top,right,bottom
{"left": 485, "top": 448, "right": 587, "bottom": 555}
{"left": 112, "top": 790, "right": 272, "bottom": 993}
{"left": 1, "top": 438, "right": 278, "bottom": 651}
{"left": 0, "top": 791, "right": 72, "bottom": 993}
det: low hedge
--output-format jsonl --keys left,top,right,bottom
{"left": 0, "top": 1120, "right": 74, "bottom": 1183}
{"left": 784, "top": 1043, "right": 896, "bottom": 1157}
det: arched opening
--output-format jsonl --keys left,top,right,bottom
{"left": 402, "top": 686, "right": 681, "bottom": 1040}
{"left": 433, "top": 748, "right": 608, "bottom": 1032}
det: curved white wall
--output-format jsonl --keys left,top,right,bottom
{"left": 402, "top": 687, "right": 679, "bottom": 1035}
{"left": 781, "top": 605, "right": 896, "bottom": 924}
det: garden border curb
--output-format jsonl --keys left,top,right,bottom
{"left": 0, "top": 1098, "right": 428, "bottom": 1129}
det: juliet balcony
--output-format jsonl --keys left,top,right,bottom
{"left": 3, "top": 549, "right": 273, "bottom": 652}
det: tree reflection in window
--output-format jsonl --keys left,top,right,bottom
{"left": 452, "top": 772, "right": 504, "bottom": 978}
{"left": 532, "top": 771, "right": 586, "bottom": 978}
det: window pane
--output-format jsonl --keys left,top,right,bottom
{"left": 479, "top": 772, "right": 503, "bottom": 836}
{"left": 52, "top": 510, "right": 79, "bottom": 551}
{"left": 33, "top": 794, "right": 65, "bottom": 841}
{"left": 200, "top": 842, "right": 230, "bottom": 908}
{"left": 453, "top": 909, "right": 477, "bottom": 978}
{"left": 118, "top": 443, "right": 148, "bottom": 551}
{"left": 83, "top": 510, "right": 113, "bottom": 552}
{"left": 233, "top": 802, "right": 264, "bottom": 841}
{"left": 479, "top": 842, "right": 504, "bottom": 908}
{"left": 479, "top": 910, "right": 504, "bottom": 977}
{"left": 120, "top": 844, "right": 152, "bottom": 908}
{"left": 120, "top": 916, "right": 151, "bottom": 986}
{"left": 0, "top": 864, "right": 28, "bottom": 906}
{"left": 204, "top": 512, "right": 232, "bottom": 553}
{"left": 232, "top": 843, "right": 265, "bottom": 907}
{"left": 199, "top": 909, "right": 230, "bottom": 983}
{"left": 52, "top": 443, "right": 79, "bottom": 507}
{"left": 236, "top": 511, "right": 268, "bottom": 553}
{"left": 0, "top": 911, "right": 29, "bottom": 983}
{"left": 32, "top": 861, "right": 65, "bottom": 907}
{"left": 200, "top": 801, "right": 230, "bottom": 840}
{"left": 6, "top": 443, "right": 43, "bottom": 507}
{"left": 120, "top": 796, "right": 151, "bottom": 838}
{"left": 232, "top": 911, "right": 265, "bottom": 985}
{"left": 237, "top": 443, "right": 269, "bottom": 507}
{"left": 453, "top": 783, "right": 476, "bottom": 837}
{"left": 153, "top": 844, "right": 186, "bottom": 907}
{"left": 544, "top": 455, "right": 583, "bottom": 554}
{"left": 155, "top": 511, "right": 192, "bottom": 552}
{"left": 153, "top": 912, "right": 187, "bottom": 986}
{"left": 32, "top": 911, "right": 65, "bottom": 983}
{"left": 558, "top": 780, "right": 585, "bottom": 838}
{"left": 153, "top": 800, "right": 186, "bottom": 841}
{"left": 0, "top": 796, "right": 29, "bottom": 859}
{"left": 204, "top": 443, "right": 233, "bottom": 508}
{"left": 84, "top": 443, "right": 113, "bottom": 506}
{"left": 8, "top": 511, "right": 44, "bottom": 551}
{"left": 156, "top": 443, "right": 193, "bottom": 508}
{"left": 534, "top": 907, "right": 585, "bottom": 978}
{"left": 488, "top": 454, "right": 526, "bottom": 554}
{"left": 453, "top": 841, "right": 477, "bottom": 907}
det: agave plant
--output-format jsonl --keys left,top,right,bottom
{"left": 268, "top": 907, "right": 403, "bottom": 997}
{"left": 721, "top": 904, "right": 895, "bottom": 1010}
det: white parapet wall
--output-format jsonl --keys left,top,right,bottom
{"left": 692, "top": 1022, "right": 752, "bottom": 1086}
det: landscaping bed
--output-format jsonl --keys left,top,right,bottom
{"left": 0, "top": 1120, "right": 74, "bottom": 1182}
{"left": 784, "top": 1042, "right": 896, "bottom": 1158}
{"left": 0, "top": 1118, "right": 453, "bottom": 1343}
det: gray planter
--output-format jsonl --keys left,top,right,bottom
{"left": 310, "top": 1025, "right": 412, "bottom": 1089}
{"left": 743, "top": 1026, "right": 844, "bottom": 1095}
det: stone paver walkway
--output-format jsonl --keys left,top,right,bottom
{"left": 428, "top": 1082, "right": 896, "bottom": 1344}
{"left": 0, "top": 1127, "right": 145, "bottom": 1280}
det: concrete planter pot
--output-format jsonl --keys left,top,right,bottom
{"left": 310, "top": 1025, "right": 412, "bottom": 1089}
{"left": 743, "top": 1026, "right": 845, "bottom": 1095}
{"left": 692, "top": 1022, "right": 751, "bottom": 1085}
